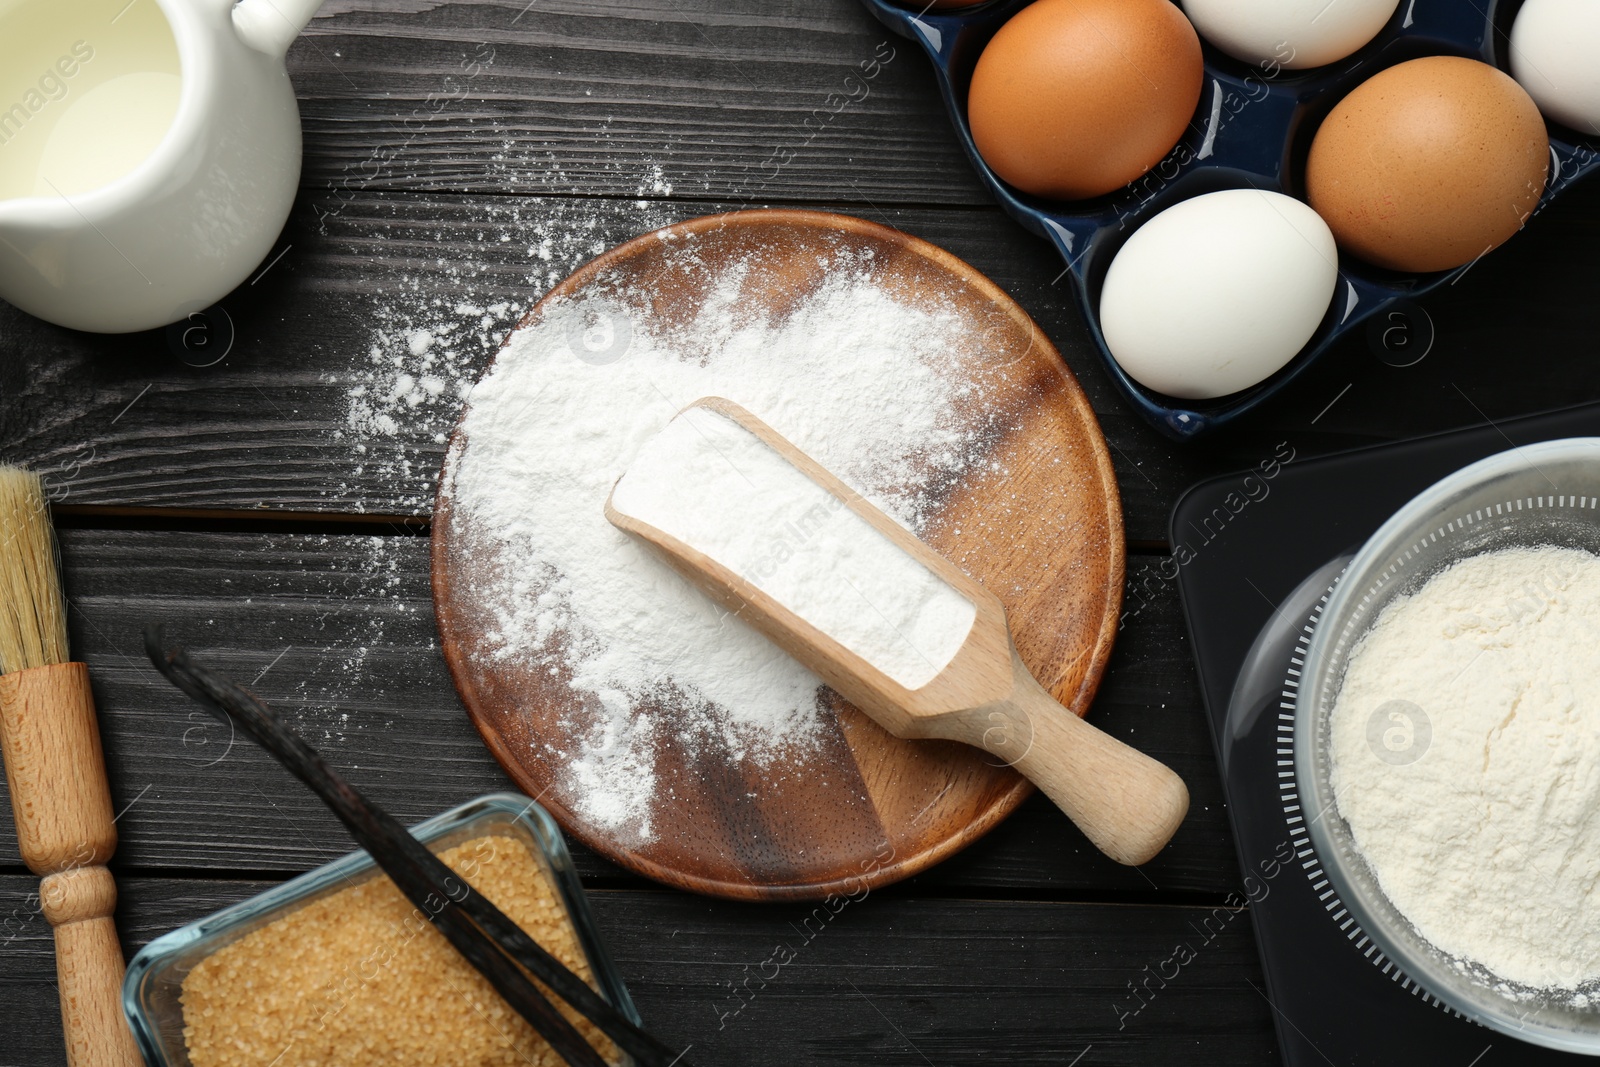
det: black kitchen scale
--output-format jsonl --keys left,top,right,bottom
{"left": 1172, "top": 401, "right": 1600, "bottom": 1065}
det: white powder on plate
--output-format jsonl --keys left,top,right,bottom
{"left": 609, "top": 405, "right": 977, "bottom": 689}
{"left": 1330, "top": 545, "right": 1600, "bottom": 993}
{"left": 441, "top": 251, "right": 994, "bottom": 843}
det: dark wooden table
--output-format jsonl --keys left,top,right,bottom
{"left": 3, "top": 3, "right": 1597, "bottom": 1063}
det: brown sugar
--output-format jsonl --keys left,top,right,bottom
{"left": 180, "top": 833, "right": 619, "bottom": 1066}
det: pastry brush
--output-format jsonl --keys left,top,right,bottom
{"left": 0, "top": 466, "right": 140, "bottom": 1067}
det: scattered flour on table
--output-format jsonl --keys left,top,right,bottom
{"left": 269, "top": 170, "right": 712, "bottom": 754}
{"left": 441, "top": 256, "right": 998, "bottom": 842}
{"left": 198, "top": 535, "right": 427, "bottom": 754}
{"left": 343, "top": 295, "right": 521, "bottom": 449}
{"left": 1330, "top": 546, "right": 1600, "bottom": 995}
{"left": 328, "top": 196, "right": 678, "bottom": 513}
{"left": 311, "top": 178, "right": 995, "bottom": 842}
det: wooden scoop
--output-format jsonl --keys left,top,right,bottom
{"left": 605, "top": 397, "right": 1188, "bottom": 866}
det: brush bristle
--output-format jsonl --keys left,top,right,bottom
{"left": 0, "top": 466, "right": 69, "bottom": 673}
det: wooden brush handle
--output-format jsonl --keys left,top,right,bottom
{"left": 0, "top": 663, "right": 118, "bottom": 871}
{"left": 0, "top": 663, "right": 141, "bottom": 1067}
{"left": 960, "top": 656, "right": 1189, "bottom": 867}
{"left": 41, "top": 866, "right": 142, "bottom": 1067}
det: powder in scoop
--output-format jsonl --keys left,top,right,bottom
{"left": 1330, "top": 545, "right": 1600, "bottom": 994}
{"left": 441, "top": 251, "right": 994, "bottom": 842}
{"left": 610, "top": 405, "right": 977, "bottom": 689}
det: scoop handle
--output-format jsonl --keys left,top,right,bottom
{"left": 964, "top": 655, "right": 1189, "bottom": 866}
{"left": 0, "top": 664, "right": 140, "bottom": 1067}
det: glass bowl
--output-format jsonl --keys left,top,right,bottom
{"left": 123, "top": 792, "right": 640, "bottom": 1066}
{"left": 1297, "top": 438, "right": 1600, "bottom": 1055}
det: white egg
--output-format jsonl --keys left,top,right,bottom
{"left": 1511, "top": 0, "right": 1600, "bottom": 136}
{"left": 1182, "top": 0, "right": 1399, "bottom": 69}
{"left": 1099, "top": 189, "right": 1338, "bottom": 401}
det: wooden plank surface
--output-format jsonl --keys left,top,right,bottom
{"left": 0, "top": 530, "right": 1233, "bottom": 895}
{"left": 290, "top": 0, "right": 988, "bottom": 205}
{"left": 5, "top": 178, "right": 1599, "bottom": 546}
{"left": 3, "top": 1, "right": 1600, "bottom": 1062}
{"left": 0, "top": 191, "right": 1223, "bottom": 545}
{"left": 0, "top": 875, "right": 1277, "bottom": 1067}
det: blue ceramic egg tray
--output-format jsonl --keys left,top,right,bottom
{"left": 857, "top": 0, "right": 1600, "bottom": 440}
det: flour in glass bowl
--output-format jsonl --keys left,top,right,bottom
{"left": 440, "top": 252, "right": 997, "bottom": 843}
{"left": 1330, "top": 545, "right": 1600, "bottom": 997}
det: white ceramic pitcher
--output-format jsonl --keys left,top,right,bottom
{"left": 0, "top": 0, "right": 324, "bottom": 333}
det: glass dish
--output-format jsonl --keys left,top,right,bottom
{"left": 1297, "top": 438, "right": 1600, "bottom": 1054}
{"left": 123, "top": 792, "right": 640, "bottom": 1066}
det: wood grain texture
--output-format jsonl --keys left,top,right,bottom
{"left": 0, "top": 1, "right": 1588, "bottom": 1059}
{"left": 2, "top": 179, "right": 1598, "bottom": 544}
{"left": 0, "top": 530, "right": 1232, "bottom": 893}
{"left": 289, "top": 0, "right": 985, "bottom": 205}
{"left": 0, "top": 190, "right": 1214, "bottom": 545}
{"left": 41, "top": 868, "right": 140, "bottom": 1067}
{"left": 0, "top": 666, "right": 140, "bottom": 1066}
{"left": 0, "top": 874, "right": 1277, "bottom": 1067}
{"left": 50, "top": 916, "right": 139, "bottom": 1067}
{"left": 608, "top": 396, "right": 1182, "bottom": 868}
{"left": 0, "top": 665, "right": 118, "bottom": 874}
{"left": 434, "top": 210, "right": 1128, "bottom": 897}
{"left": 0, "top": 0, "right": 1596, "bottom": 545}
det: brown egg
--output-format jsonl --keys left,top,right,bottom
{"left": 968, "top": 0, "right": 1204, "bottom": 201}
{"left": 1306, "top": 56, "right": 1550, "bottom": 273}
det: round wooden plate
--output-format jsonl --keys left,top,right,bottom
{"left": 432, "top": 210, "right": 1124, "bottom": 901}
